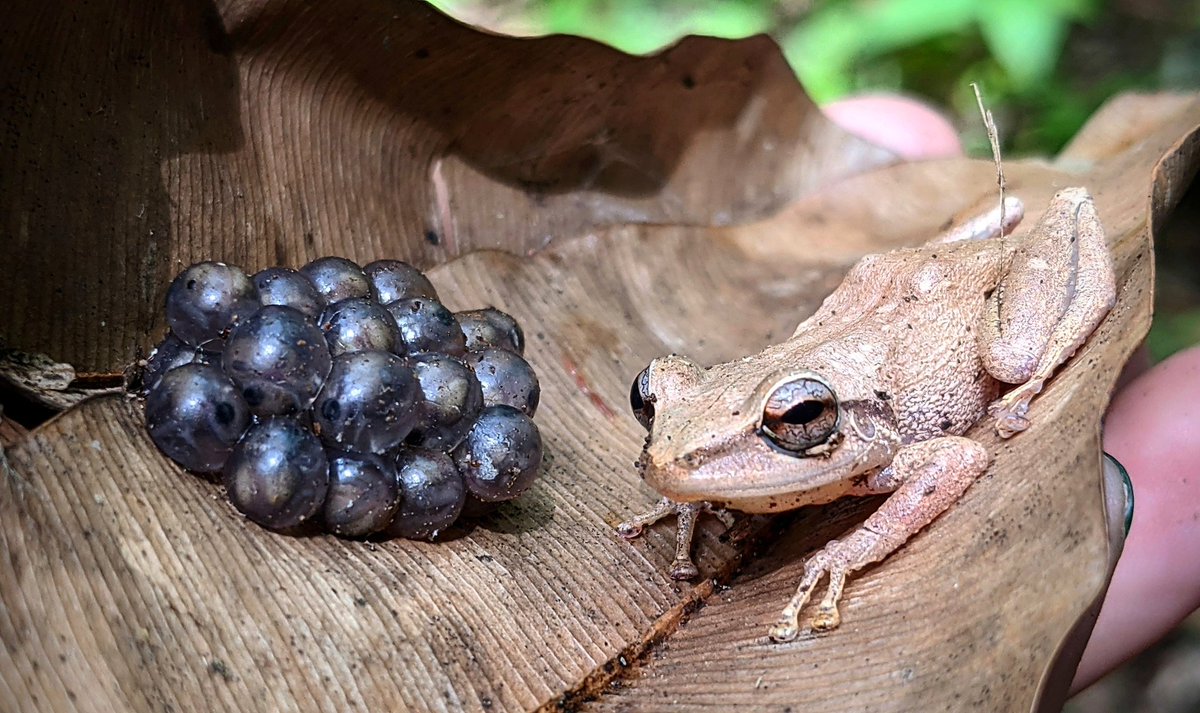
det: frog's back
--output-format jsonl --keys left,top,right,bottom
{"left": 791, "top": 239, "right": 1011, "bottom": 441}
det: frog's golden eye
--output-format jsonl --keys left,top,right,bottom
{"left": 760, "top": 377, "right": 839, "bottom": 453}
{"left": 629, "top": 366, "right": 655, "bottom": 430}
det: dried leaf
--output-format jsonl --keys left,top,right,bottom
{"left": 2, "top": 1, "right": 1199, "bottom": 712}
{"left": 0, "top": 0, "right": 890, "bottom": 381}
{"left": 0, "top": 347, "right": 121, "bottom": 412}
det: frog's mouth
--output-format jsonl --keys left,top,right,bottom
{"left": 640, "top": 437, "right": 871, "bottom": 514}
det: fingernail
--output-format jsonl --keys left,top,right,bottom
{"left": 1103, "top": 452, "right": 1133, "bottom": 534}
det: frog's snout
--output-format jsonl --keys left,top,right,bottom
{"left": 634, "top": 448, "right": 651, "bottom": 481}
{"left": 639, "top": 446, "right": 710, "bottom": 502}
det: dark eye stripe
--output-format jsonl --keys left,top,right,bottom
{"left": 760, "top": 376, "right": 838, "bottom": 454}
{"left": 780, "top": 400, "right": 824, "bottom": 425}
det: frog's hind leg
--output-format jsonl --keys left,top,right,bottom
{"left": 928, "top": 196, "right": 1024, "bottom": 244}
{"left": 979, "top": 187, "right": 1116, "bottom": 437}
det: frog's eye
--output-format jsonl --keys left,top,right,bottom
{"left": 629, "top": 366, "right": 655, "bottom": 430}
{"left": 760, "top": 376, "right": 839, "bottom": 453}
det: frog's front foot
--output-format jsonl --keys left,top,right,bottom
{"left": 617, "top": 497, "right": 712, "bottom": 580}
{"left": 768, "top": 536, "right": 857, "bottom": 642}
{"left": 769, "top": 523, "right": 908, "bottom": 642}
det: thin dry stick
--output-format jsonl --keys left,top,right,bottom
{"left": 972, "top": 82, "right": 1006, "bottom": 233}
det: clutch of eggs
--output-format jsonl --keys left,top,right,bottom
{"left": 142, "top": 257, "right": 541, "bottom": 540}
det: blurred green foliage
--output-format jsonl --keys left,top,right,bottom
{"left": 1149, "top": 310, "right": 1200, "bottom": 362}
{"left": 430, "top": 1, "right": 777, "bottom": 54}
{"left": 780, "top": 0, "right": 1102, "bottom": 154}
{"left": 432, "top": 0, "right": 1199, "bottom": 155}
{"left": 542, "top": 1, "right": 776, "bottom": 54}
{"left": 783, "top": 0, "right": 1092, "bottom": 98}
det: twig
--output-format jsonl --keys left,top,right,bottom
{"left": 971, "top": 82, "right": 1006, "bottom": 234}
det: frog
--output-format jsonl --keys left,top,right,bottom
{"left": 617, "top": 187, "right": 1116, "bottom": 642}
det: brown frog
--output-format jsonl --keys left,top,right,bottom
{"left": 618, "top": 187, "right": 1116, "bottom": 642}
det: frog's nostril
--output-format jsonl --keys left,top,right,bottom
{"left": 642, "top": 447, "right": 682, "bottom": 477}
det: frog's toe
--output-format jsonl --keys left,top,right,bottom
{"left": 616, "top": 521, "right": 645, "bottom": 539}
{"left": 991, "top": 408, "right": 1031, "bottom": 438}
{"left": 669, "top": 557, "right": 699, "bottom": 580}
{"left": 988, "top": 400, "right": 1031, "bottom": 438}
{"left": 996, "top": 415, "right": 1030, "bottom": 438}
{"left": 811, "top": 604, "right": 842, "bottom": 631}
{"left": 768, "top": 618, "right": 801, "bottom": 643}
{"left": 614, "top": 496, "right": 678, "bottom": 539}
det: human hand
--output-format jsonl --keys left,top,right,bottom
{"left": 823, "top": 94, "right": 1200, "bottom": 694}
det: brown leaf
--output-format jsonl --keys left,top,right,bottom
{"left": 0, "top": 347, "right": 122, "bottom": 412}
{"left": 2, "top": 2, "right": 1199, "bottom": 712}
{"left": 0, "top": 0, "right": 890, "bottom": 381}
